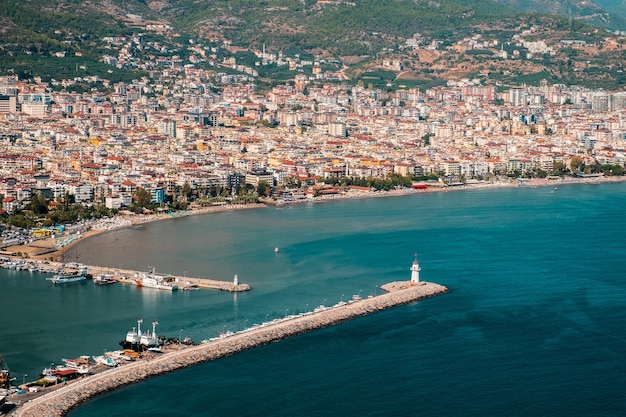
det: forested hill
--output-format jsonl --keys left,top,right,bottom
{"left": 0, "top": 0, "right": 625, "bottom": 89}
{"left": 159, "top": 0, "right": 520, "bottom": 56}
{"left": 494, "top": 0, "right": 626, "bottom": 30}
{"left": 0, "top": 0, "right": 521, "bottom": 59}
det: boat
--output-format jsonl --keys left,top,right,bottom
{"left": 274, "top": 247, "right": 279, "bottom": 253}
{"left": 183, "top": 284, "right": 199, "bottom": 291}
{"left": 92, "top": 355, "right": 117, "bottom": 367}
{"left": 134, "top": 268, "right": 178, "bottom": 291}
{"left": 93, "top": 274, "right": 117, "bottom": 285}
{"left": 48, "top": 267, "right": 88, "bottom": 284}
{"left": 62, "top": 356, "right": 91, "bottom": 374}
{"left": 140, "top": 321, "right": 161, "bottom": 348}
{"left": 0, "top": 355, "right": 13, "bottom": 389}
{"left": 120, "top": 318, "right": 143, "bottom": 350}
{"left": 121, "top": 318, "right": 162, "bottom": 351}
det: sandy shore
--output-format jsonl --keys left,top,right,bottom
{"left": 8, "top": 203, "right": 266, "bottom": 262}
{"left": 7, "top": 175, "right": 625, "bottom": 263}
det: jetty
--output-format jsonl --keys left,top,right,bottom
{"left": 0, "top": 257, "right": 251, "bottom": 292}
{"left": 12, "top": 281, "right": 447, "bottom": 417}
{"left": 83, "top": 266, "right": 251, "bottom": 292}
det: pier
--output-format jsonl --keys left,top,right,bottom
{"left": 12, "top": 281, "right": 447, "bottom": 417}
{"left": 0, "top": 258, "right": 251, "bottom": 292}
{"left": 87, "top": 266, "right": 252, "bottom": 292}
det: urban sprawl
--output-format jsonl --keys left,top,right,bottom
{"left": 0, "top": 54, "right": 625, "bottom": 244}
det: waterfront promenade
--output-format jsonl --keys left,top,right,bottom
{"left": 13, "top": 281, "right": 448, "bottom": 417}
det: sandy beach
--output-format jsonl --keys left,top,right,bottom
{"left": 6, "top": 175, "right": 624, "bottom": 263}
{"left": 6, "top": 203, "right": 266, "bottom": 262}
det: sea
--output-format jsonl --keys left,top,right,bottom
{"left": 1, "top": 181, "right": 626, "bottom": 416}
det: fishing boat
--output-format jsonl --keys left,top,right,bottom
{"left": 62, "top": 356, "right": 91, "bottom": 374}
{"left": 48, "top": 267, "right": 88, "bottom": 284}
{"left": 92, "top": 355, "right": 117, "bottom": 367}
{"left": 0, "top": 355, "right": 13, "bottom": 389}
{"left": 140, "top": 321, "right": 161, "bottom": 348}
{"left": 119, "top": 317, "right": 143, "bottom": 350}
{"left": 93, "top": 274, "right": 117, "bottom": 285}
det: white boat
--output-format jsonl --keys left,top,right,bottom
{"left": 62, "top": 357, "right": 91, "bottom": 374}
{"left": 140, "top": 321, "right": 161, "bottom": 348}
{"left": 92, "top": 355, "right": 117, "bottom": 367}
{"left": 93, "top": 274, "right": 117, "bottom": 285}
{"left": 48, "top": 268, "right": 88, "bottom": 284}
{"left": 125, "top": 318, "right": 143, "bottom": 345}
{"left": 134, "top": 268, "right": 178, "bottom": 291}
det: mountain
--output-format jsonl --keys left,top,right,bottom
{"left": 494, "top": 0, "right": 626, "bottom": 30}
{"left": 154, "top": 0, "right": 521, "bottom": 57}
{"left": 595, "top": 0, "right": 626, "bottom": 20}
{"left": 0, "top": 0, "right": 624, "bottom": 90}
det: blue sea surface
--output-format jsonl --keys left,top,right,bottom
{"left": 2, "top": 182, "right": 626, "bottom": 416}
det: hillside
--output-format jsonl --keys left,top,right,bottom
{"left": 494, "top": 0, "right": 626, "bottom": 30}
{"left": 157, "top": 0, "right": 519, "bottom": 56}
{"left": 0, "top": 0, "right": 624, "bottom": 90}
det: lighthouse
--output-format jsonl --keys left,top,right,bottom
{"left": 410, "top": 254, "right": 421, "bottom": 284}
{"left": 233, "top": 274, "right": 238, "bottom": 286}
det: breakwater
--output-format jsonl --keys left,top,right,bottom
{"left": 14, "top": 281, "right": 447, "bottom": 417}
{"left": 85, "top": 265, "right": 251, "bottom": 292}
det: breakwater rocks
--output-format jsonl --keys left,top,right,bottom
{"left": 15, "top": 281, "right": 447, "bottom": 417}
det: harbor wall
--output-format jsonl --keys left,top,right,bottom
{"left": 14, "top": 281, "right": 448, "bottom": 417}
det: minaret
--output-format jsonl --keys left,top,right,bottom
{"left": 410, "top": 253, "right": 421, "bottom": 284}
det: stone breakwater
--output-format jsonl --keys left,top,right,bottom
{"left": 15, "top": 281, "right": 447, "bottom": 417}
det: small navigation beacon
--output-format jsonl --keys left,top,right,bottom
{"left": 410, "top": 253, "right": 421, "bottom": 284}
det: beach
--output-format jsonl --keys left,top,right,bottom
{"left": 2, "top": 180, "right": 626, "bottom": 417}
{"left": 10, "top": 174, "right": 622, "bottom": 263}
{"left": 7, "top": 203, "right": 266, "bottom": 262}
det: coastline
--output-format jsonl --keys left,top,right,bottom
{"left": 6, "top": 175, "right": 624, "bottom": 263}
{"left": 8, "top": 203, "right": 267, "bottom": 262}
{"left": 13, "top": 281, "right": 448, "bottom": 417}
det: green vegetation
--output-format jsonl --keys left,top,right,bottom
{"left": 320, "top": 173, "right": 418, "bottom": 191}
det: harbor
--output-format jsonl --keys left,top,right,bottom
{"left": 10, "top": 280, "right": 448, "bottom": 417}
{"left": 0, "top": 258, "right": 251, "bottom": 292}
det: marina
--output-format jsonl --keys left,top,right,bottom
{"left": 0, "top": 258, "right": 251, "bottom": 292}
{"left": 2, "top": 183, "right": 626, "bottom": 417}
{"left": 11, "top": 280, "right": 448, "bottom": 417}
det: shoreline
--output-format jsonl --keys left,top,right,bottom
{"left": 6, "top": 175, "right": 624, "bottom": 263}
{"left": 12, "top": 281, "right": 448, "bottom": 417}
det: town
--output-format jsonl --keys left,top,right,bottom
{"left": 0, "top": 22, "right": 625, "bottom": 246}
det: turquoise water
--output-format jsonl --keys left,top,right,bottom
{"left": 2, "top": 182, "right": 626, "bottom": 416}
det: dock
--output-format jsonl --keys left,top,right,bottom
{"left": 0, "top": 258, "right": 251, "bottom": 292}
{"left": 12, "top": 281, "right": 447, "bottom": 417}
{"left": 87, "top": 266, "right": 252, "bottom": 292}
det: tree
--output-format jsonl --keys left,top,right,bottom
{"left": 181, "top": 182, "right": 192, "bottom": 202}
{"left": 257, "top": 181, "right": 270, "bottom": 197}
{"left": 569, "top": 157, "right": 583, "bottom": 173}
{"left": 29, "top": 194, "right": 48, "bottom": 215}
{"left": 134, "top": 187, "right": 152, "bottom": 209}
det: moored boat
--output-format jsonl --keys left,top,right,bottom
{"left": 93, "top": 274, "right": 117, "bottom": 285}
{"left": 140, "top": 321, "right": 161, "bottom": 348}
{"left": 92, "top": 355, "right": 117, "bottom": 367}
{"left": 48, "top": 267, "right": 88, "bottom": 284}
{"left": 134, "top": 268, "right": 178, "bottom": 291}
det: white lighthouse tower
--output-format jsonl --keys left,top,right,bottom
{"left": 410, "top": 253, "right": 421, "bottom": 284}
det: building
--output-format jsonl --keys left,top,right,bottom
{"left": 245, "top": 168, "right": 273, "bottom": 188}
{"left": 0, "top": 95, "right": 17, "bottom": 113}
